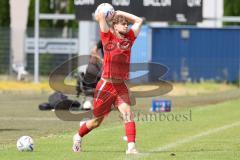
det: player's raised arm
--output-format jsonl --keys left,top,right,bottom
{"left": 115, "top": 10, "right": 143, "bottom": 37}
{"left": 95, "top": 11, "right": 110, "bottom": 33}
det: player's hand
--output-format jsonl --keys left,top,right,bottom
{"left": 114, "top": 11, "right": 120, "bottom": 17}
{"left": 95, "top": 11, "right": 105, "bottom": 21}
{"left": 110, "top": 11, "right": 117, "bottom": 20}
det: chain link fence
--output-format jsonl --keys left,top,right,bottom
{"left": 26, "top": 27, "right": 78, "bottom": 76}
{"left": 0, "top": 27, "right": 10, "bottom": 75}
{"left": 0, "top": 26, "right": 239, "bottom": 87}
{"left": 0, "top": 27, "right": 79, "bottom": 80}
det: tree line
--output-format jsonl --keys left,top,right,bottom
{"left": 0, "top": 0, "right": 77, "bottom": 28}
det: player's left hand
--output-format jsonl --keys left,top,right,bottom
{"left": 109, "top": 11, "right": 117, "bottom": 21}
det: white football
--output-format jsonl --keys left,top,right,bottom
{"left": 16, "top": 136, "right": 34, "bottom": 152}
{"left": 123, "top": 136, "right": 128, "bottom": 141}
{"left": 95, "top": 3, "right": 115, "bottom": 21}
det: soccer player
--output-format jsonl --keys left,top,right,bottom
{"left": 72, "top": 9, "right": 143, "bottom": 154}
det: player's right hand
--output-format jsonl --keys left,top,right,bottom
{"left": 95, "top": 11, "right": 105, "bottom": 22}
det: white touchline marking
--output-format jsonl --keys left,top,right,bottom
{"left": 152, "top": 121, "right": 240, "bottom": 152}
{"left": 131, "top": 121, "right": 240, "bottom": 160}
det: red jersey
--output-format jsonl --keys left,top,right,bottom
{"left": 100, "top": 29, "right": 136, "bottom": 80}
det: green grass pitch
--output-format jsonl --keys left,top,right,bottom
{"left": 0, "top": 94, "right": 239, "bottom": 160}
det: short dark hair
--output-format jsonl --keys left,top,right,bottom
{"left": 112, "top": 15, "right": 128, "bottom": 26}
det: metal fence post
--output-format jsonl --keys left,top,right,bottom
{"left": 34, "top": 0, "right": 40, "bottom": 83}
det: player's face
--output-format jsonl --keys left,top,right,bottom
{"left": 114, "top": 21, "right": 128, "bottom": 34}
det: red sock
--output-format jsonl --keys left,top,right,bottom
{"left": 79, "top": 123, "right": 92, "bottom": 137}
{"left": 125, "top": 122, "right": 136, "bottom": 143}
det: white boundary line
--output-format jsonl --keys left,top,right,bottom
{"left": 133, "top": 121, "right": 240, "bottom": 159}
{"left": 2, "top": 117, "right": 240, "bottom": 159}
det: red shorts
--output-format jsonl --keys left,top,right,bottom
{"left": 93, "top": 79, "right": 131, "bottom": 117}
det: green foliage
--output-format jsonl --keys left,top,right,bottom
{"left": 224, "top": 0, "right": 240, "bottom": 25}
{"left": 28, "top": 0, "right": 78, "bottom": 28}
{"left": 66, "top": 0, "right": 78, "bottom": 28}
{"left": 26, "top": 1, "right": 78, "bottom": 76}
{"left": 27, "top": 0, "right": 35, "bottom": 27}
{"left": 0, "top": 28, "right": 10, "bottom": 74}
{"left": 0, "top": 1, "right": 10, "bottom": 74}
{"left": 224, "top": 0, "right": 240, "bottom": 16}
{"left": 0, "top": 1, "right": 10, "bottom": 27}
{"left": 39, "top": 53, "right": 55, "bottom": 75}
{"left": 28, "top": 0, "right": 55, "bottom": 28}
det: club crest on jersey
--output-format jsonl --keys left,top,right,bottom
{"left": 104, "top": 41, "right": 117, "bottom": 52}
{"left": 104, "top": 39, "right": 131, "bottom": 52}
{"left": 118, "top": 39, "right": 131, "bottom": 50}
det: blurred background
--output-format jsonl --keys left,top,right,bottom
{"left": 0, "top": 0, "right": 239, "bottom": 86}
{"left": 0, "top": 1, "right": 240, "bottom": 159}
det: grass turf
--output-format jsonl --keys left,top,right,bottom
{"left": 0, "top": 94, "right": 239, "bottom": 160}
